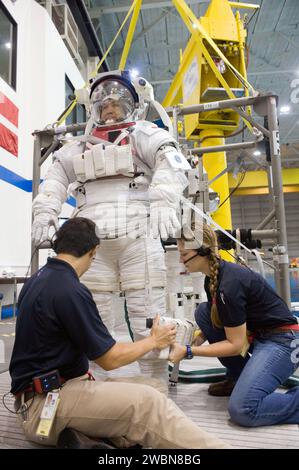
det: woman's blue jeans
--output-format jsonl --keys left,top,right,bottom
{"left": 195, "top": 302, "right": 299, "bottom": 427}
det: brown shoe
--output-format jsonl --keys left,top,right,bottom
{"left": 208, "top": 379, "right": 236, "bottom": 397}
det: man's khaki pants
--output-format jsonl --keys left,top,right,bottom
{"left": 18, "top": 375, "right": 229, "bottom": 449}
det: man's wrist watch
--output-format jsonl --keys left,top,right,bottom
{"left": 185, "top": 344, "right": 193, "bottom": 359}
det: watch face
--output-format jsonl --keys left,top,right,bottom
{"left": 186, "top": 345, "right": 193, "bottom": 359}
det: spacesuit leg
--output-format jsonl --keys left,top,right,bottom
{"left": 125, "top": 287, "right": 169, "bottom": 381}
{"left": 120, "top": 237, "right": 169, "bottom": 381}
{"left": 81, "top": 240, "right": 121, "bottom": 335}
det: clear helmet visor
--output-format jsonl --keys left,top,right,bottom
{"left": 90, "top": 79, "right": 136, "bottom": 125}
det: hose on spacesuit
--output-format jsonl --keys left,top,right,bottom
{"left": 124, "top": 299, "right": 134, "bottom": 342}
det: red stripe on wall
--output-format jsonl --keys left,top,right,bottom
{"left": 0, "top": 91, "right": 19, "bottom": 127}
{"left": 0, "top": 122, "right": 18, "bottom": 157}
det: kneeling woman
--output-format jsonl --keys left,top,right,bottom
{"left": 170, "top": 223, "right": 299, "bottom": 427}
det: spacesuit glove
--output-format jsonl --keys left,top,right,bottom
{"left": 32, "top": 212, "right": 60, "bottom": 246}
{"left": 150, "top": 202, "right": 181, "bottom": 240}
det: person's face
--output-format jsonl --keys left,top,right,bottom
{"left": 100, "top": 100, "right": 125, "bottom": 123}
{"left": 46, "top": 394, "right": 52, "bottom": 404}
{"left": 177, "top": 239, "right": 207, "bottom": 273}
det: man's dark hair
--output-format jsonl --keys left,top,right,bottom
{"left": 52, "top": 218, "right": 100, "bottom": 257}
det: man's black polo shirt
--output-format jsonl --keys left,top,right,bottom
{"left": 10, "top": 258, "right": 116, "bottom": 394}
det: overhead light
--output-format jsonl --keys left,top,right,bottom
{"left": 280, "top": 105, "right": 290, "bottom": 114}
{"left": 192, "top": 23, "right": 197, "bottom": 29}
{"left": 5, "top": 42, "right": 11, "bottom": 49}
{"left": 253, "top": 150, "right": 261, "bottom": 156}
{"left": 130, "top": 69, "right": 139, "bottom": 79}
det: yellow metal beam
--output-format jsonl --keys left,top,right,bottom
{"left": 119, "top": 0, "right": 142, "bottom": 70}
{"left": 172, "top": 0, "right": 253, "bottom": 92}
{"left": 202, "top": 130, "right": 233, "bottom": 261}
{"left": 203, "top": 131, "right": 233, "bottom": 228}
{"left": 163, "top": 35, "right": 197, "bottom": 107}
{"left": 170, "top": 0, "right": 253, "bottom": 133}
{"left": 228, "top": 168, "right": 299, "bottom": 195}
{"left": 232, "top": 186, "right": 299, "bottom": 196}
{"left": 229, "top": 2, "right": 260, "bottom": 10}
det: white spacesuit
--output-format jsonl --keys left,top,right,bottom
{"left": 32, "top": 70, "right": 190, "bottom": 379}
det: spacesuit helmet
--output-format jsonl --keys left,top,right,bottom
{"left": 89, "top": 71, "right": 139, "bottom": 126}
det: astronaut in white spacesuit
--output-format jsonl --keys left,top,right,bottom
{"left": 32, "top": 70, "right": 190, "bottom": 380}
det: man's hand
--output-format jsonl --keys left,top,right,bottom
{"left": 32, "top": 212, "right": 59, "bottom": 246}
{"left": 95, "top": 315, "right": 176, "bottom": 371}
{"left": 150, "top": 314, "right": 176, "bottom": 350}
{"left": 150, "top": 203, "right": 181, "bottom": 240}
{"left": 168, "top": 343, "right": 186, "bottom": 364}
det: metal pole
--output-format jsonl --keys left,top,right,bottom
{"left": 264, "top": 163, "right": 281, "bottom": 291}
{"left": 31, "top": 134, "right": 42, "bottom": 275}
{"left": 169, "top": 363, "right": 180, "bottom": 386}
{"left": 39, "top": 141, "right": 60, "bottom": 166}
{"left": 266, "top": 165, "right": 274, "bottom": 202}
{"left": 35, "top": 123, "right": 86, "bottom": 138}
{"left": 167, "top": 93, "right": 273, "bottom": 117}
{"left": 255, "top": 209, "right": 276, "bottom": 230}
{"left": 191, "top": 137, "right": 263, "bottom": 155}
{"left": 251, "top": 229, "right": 278, "bottom": 240}
{"left": 231, "top": 106, "right": 271, "bottom": 138}
{"left": 172, "top": 106, "right": 179, "bottom": 142}
{"left": 266, "top": 97, "right": 291, "bottom": 305}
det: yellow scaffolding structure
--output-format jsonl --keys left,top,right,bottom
{"left": 53, "top": 0, "right": 260, "bottom": 259}
{"left": 163, "top": 0, "right": 258, "bottom": 259}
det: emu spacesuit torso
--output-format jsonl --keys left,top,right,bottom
{"left": 32, "top": 72, "right": 190, "bottom": 379}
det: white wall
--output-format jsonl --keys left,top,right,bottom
{"left": 0, "top": 0, "right": 84, "bottom": 276}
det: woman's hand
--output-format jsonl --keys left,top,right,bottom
{"left": 168, "top": 343, "right": 187, "bottom": 363}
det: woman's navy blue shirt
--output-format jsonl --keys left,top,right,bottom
{"left": 204, "top": 260, "right": 296, "bottom": 330}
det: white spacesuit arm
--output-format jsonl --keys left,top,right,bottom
{"left": 32, "top": 162, "right": 71, "bottom": 216}
{"left": 32, "top": 143, "right": 79, "bottom": 216}
{"left": 31, "top": 143, "right": 80, "bottom": 245}
{"left": 149, "top": 144, "right": 190, "bottom": 240}
{"left": 130, "top": 122, "right": 189, "bottom": 205}
{"left": 148, "top": 144, "right": 189, "bottom": 207}
{"left": 31, "top": 158, "right": 74, "bottom": 246}
{"left": 130, "top": 123, "right": 190, "bottom": 239}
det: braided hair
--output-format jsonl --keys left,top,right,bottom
{"left": 201, "top": 224, "right": 222, "bottom": 328}
{"left": 183, "top": 223, "right": 222, "bottom": 328}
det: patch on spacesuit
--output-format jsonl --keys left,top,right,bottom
{"left": 165, "top": 150, "right": 191, "bottom": 170}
